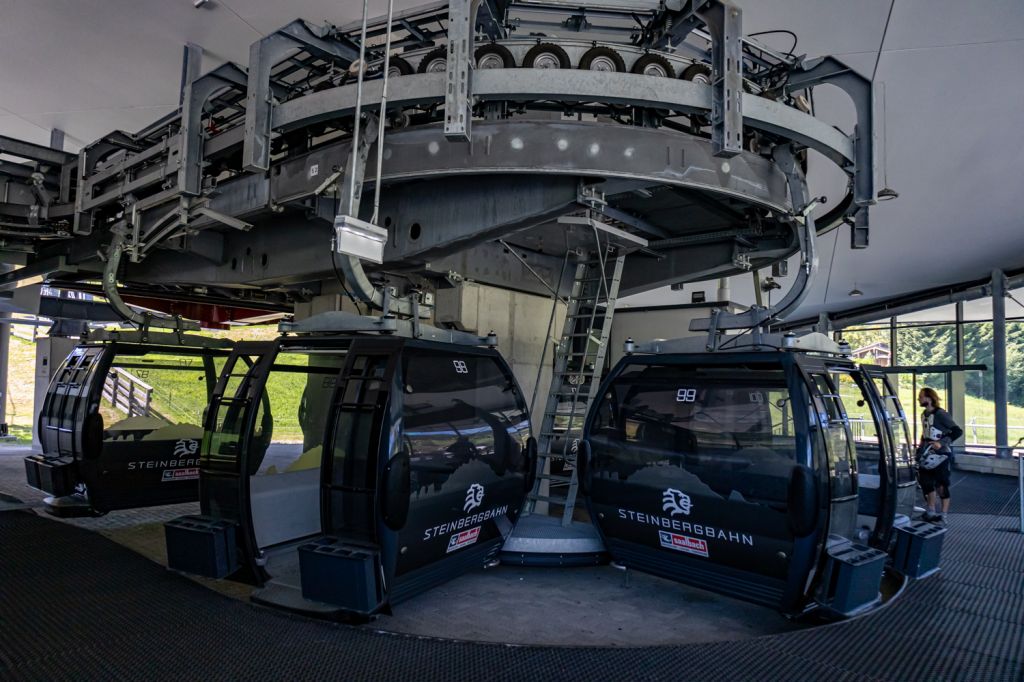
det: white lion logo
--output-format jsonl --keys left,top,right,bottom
{"left": 662, "top": 488, "right": 692, "bottom": 516}
{"left": 464, "top": 483, "right": 485, "bottom": 512}
{"left": 174, "top": 439, "right": 199, "bottom": 458}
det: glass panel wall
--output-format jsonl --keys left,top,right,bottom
{"left": 837, "top": 284, "right": 1024, "bottom": 453}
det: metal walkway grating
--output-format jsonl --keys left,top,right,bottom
{"left": 1, "top": 479, "right": 1023, "bottom": 680}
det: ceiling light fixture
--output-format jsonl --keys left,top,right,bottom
{"left": 849, "top": 287, "right": 863, "bottom": 297}
{"left": 877, "top": 187, "right": 899, "bottom": 201}
{"left": 193, "top": 0, "right": 211, "bottom": 8}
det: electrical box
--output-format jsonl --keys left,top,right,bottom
{"left": 333, "top": 215, "right": 388, "bottom": 264}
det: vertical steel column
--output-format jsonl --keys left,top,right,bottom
{"left": 699, "top": 1, "right": 743, "bottom": 158}
{"left": 0, "top": 265, "right": 9, "bottom": 428}
{"left": 955, "top": 300, "right": 965, "bottom": 364}
{"left": 993, "top": 269, "right": 1009, "bottom": 458}
{"left": 889, "top": 315, "right": 898, "bottom": 366}
{"left": 444, "top": 0, "right": 474, "bottom": 142}
{"left": 48, "top": 128, "right": 64, "bottom": 152}
{"left": 179, "top": 43, "right": 202, "bottom": 106}
{"left": 243, "top": 34, "right": 286, "bottom": 172}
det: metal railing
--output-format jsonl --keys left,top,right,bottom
{"left": 965, "top": 417, "right": 1024, "bottom": 445}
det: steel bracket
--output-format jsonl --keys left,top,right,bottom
{"left": 179, "top": 63, "right": 248, "bottom": 196}
{"left": 697, "top": 1, "right": 743, "bottom": 158}
{"left": 444, "top": 0, "right": 474, "bottom": 141}
{"left": 244, "top": 20, "right": 358, "bottom": 172}
{"left": 785, "top": 55, "right": 875, "bottom": 208}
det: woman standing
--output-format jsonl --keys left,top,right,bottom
{"left": 917, "top": 387, "right": 963, "bottom": 524}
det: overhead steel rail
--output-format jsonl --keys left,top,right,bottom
{"left": 0, "top": 0, "right": 877, "bottom": 316}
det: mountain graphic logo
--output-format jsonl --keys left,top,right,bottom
{"left": 464, "top": 483, "right": 485, "bottom": 512}
{"left": 662, "top": 488, "right": 692, "bottom": 516}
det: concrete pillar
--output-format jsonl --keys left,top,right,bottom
{"left": 993, "top": 270, "right": 1009, "bottom": 458}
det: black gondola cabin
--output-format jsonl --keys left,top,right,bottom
{"left": 578, "top": 334, "right": 917, "bottom": 617}
{"left": 24, "top": 338, "right": 231, "bottom": 515}
{"left": 166, "top": 333, "right": 534, "bottom": 617}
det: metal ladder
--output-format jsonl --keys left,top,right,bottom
{"left": 525, "top": 246, "right": 625, "bottom": 526}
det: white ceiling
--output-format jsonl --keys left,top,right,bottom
{"left": 2, "top": 0, "right": 1023, "bottom": 320}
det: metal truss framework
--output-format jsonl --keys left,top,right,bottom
{"left": 0, "top": 0, "right": 876, "bottom": 326}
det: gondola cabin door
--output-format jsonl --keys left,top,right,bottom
{"left": 801, "top": 368, "right": 860, "bottom": 545}
{"left": 829, "top": 368, "right": 896, "bottom": 548}
{"left": 863, "top": 368, "right": 918, "bottom": 525}
{"left": 321, "top": 347, "right": 395, "bottom": 546}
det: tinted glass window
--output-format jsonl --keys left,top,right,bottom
{"left": 330, "top": 355, "right": 390, "bottom": 491}
{"left": 590, "top": 364, "right": 801, "bottom": 505}
{"left": 873, "top": 376, "right": 916, "bottom": 484}
{"left": 809, "top": 373, "right": 856, "bottom": 497}
{"left": 402, "top": 351, "right": 530, "bottom": 495}
{"left": 101, "top": 352, "right": 216, "bottom": 447}
{"left": 832, "top": 371, "right": 883, "bottom": 477}
{"left": 203, "top": 354, "right": 261, "bottom": 473}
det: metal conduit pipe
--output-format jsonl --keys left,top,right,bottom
{"left": 102, "top": 227, "right": 199, "bottom": 332}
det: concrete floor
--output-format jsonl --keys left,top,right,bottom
{"left": 1, "top": 445, "right": 801, "bottom": 646}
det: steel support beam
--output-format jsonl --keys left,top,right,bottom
{"left": 698, "top": 1, "right": 743, "bottom": 158}
{"left": 0, "top": 136, "right": 73, "bottom": 166}
{"left": 379, "top": 175, "right": 579, "bottom": 262}
{"left": 642, "top": 0, "right": 709, "bottom": 49}
{"left": 443, "top": 0, "right": 474, "bottom": 141}
{"left": 268, "top": 120, "right": 793, "bottom": 214}
{"left": 0, "top": 265, "right": 9, "bottom": 425}
{"left": 993, "top": 269, "right": 1009, "bottom": 458}
{"left": 0, "top": 256, "right": 77, "bottom": 291}
{"left": 273, "top": 70, "right": 856, "bottom": 167}
{"left": 179, "top": 43, "right": 203, "bottom": 106}
{"left": 476, "top": 0, "right": 509, "bottom": 39}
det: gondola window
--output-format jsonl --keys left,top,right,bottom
{"left": 590, "top": 365, "right": 804, "bottom": 505}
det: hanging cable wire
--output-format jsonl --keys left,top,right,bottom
{"left": 346, "top": 0, "right": 371, "bottom": 213}
{"left": 371, "top": 0, "right": 397, "bottom": 225}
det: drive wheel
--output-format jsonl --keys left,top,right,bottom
{"left": 387, "top": 56, "right": 414, "bottom": 78}
{"left": 475, "top": 43, "right": 515, "bottom": 69}
{"left": 682, "top": 63, "right": 713, "bottom": 126}
{"left": 631, "top": 53, "right": 675, "bottom": 78}
{"left": 578, "top": 46, "right": 625, "bottom": 72}
{"left": 417, "top": 46, "right": 448, "bottom": 73}
{"left": 523, "top": 42, "right": 571, "bottom": 69}
{"left": 681, "top": 63, "right": 712, "bottom": 85}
